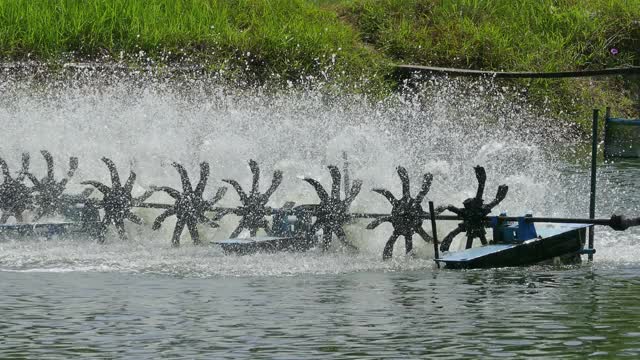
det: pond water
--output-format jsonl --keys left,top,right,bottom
{"left": 1, "top": 264, "right": 640, "bottom": 359}
{"left": 0, "top": 72, "right": 639, "bottom": 358}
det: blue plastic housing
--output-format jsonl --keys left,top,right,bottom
{"left": 490, "top": 212, "right": 538, "bottom": 243}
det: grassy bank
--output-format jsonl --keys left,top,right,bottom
{"left": 0, "top": 0, "right": 638, "bottom": 127}
{"left": 334, "top": 0, "right": 640, "bottom": 128}
{"left": 0, "top": 0, "right": 389, "bottom": 87}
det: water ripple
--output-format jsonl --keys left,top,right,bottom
{"left": 0, "top": 267, "right": 639, "bottom": 358}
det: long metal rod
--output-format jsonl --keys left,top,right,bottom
{"left": 342, "top": 152, "right": 350, "bottom": 195}
{"left": 395, "top": 65, "right": 640, "bottom": 79}
{"left": 603, "top": 107, "right": 611, "bottom": 158}
{"left": 135, "top": 203, "right": 172, "bottom": 209}
{"left": 353, "top": 213, "right": 617, "bottom": 225}
{"left": 516, "top": 217, "right": 611, "bottom": 225}
{"left": 589, "top": 109, "right": 599, "bottom": 261}
{"left": 428, "top": 201, "right": 440, "bottom": 267}
{"left": 133, "top": 204, "right": 623, "bottom": 227}
{"left": 606, "top": 117, "right": 640, "bottom": 125}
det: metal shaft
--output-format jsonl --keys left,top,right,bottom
{"left": 349, "top": 212, "right": 619, "bottom": 225}
{"left": 589, "top": 109, "right": 599, "bottom": 261}
{"left": 428, "top": 201, "right": 440, "bottom": 267}
{"left": 134, "top": 205, "right": 625, "bottom": 228}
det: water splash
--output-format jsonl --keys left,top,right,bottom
{"left": 0, "top": 68, "right": 637, "bottom": 275}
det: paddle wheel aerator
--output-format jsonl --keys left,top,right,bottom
{"left": 0, "top": 150, "right": 639, "bottom": 268}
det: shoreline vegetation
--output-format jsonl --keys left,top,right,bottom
{"left": 0, "top": 0, "right": 638, "bottom": 130}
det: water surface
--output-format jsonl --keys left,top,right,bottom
{"left": 1, "top": 72, "right": 639, "bottom": 358}
{"left": 2, "top": 264, "right": 640, "bottom": 359}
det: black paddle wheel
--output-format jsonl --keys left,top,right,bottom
{"left": 151, "top": 162, "right": 226, "bottom": 246}
{"left": 2, "top": 147, "right": 639, "bottom": 266}
{"left": 81, "top": 157, "right": 150, "bottom": 242}
{"left": 0, "top": 153, "right": 32, "bottom": 223}
{"left": 303, "top": 165, "right": 362, "bottom": 250}
{"left": 221, "top": 160, "right": 283, "bottom": 237}
{"left": 25, "top": 150, "right": 80, "bottom": 220}
{"left": 438, "top": 166, "right": 508, "bottom": 252}
{"left": 367, "top": 166, "right": 436, "bottom": 260}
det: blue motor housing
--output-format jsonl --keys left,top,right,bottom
{"left": 271, "top": 202, "right": 315, "bottom": 240}
{"left": 490, "top": 212, "right": 538, "bottom": 243}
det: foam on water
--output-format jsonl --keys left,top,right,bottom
{"left": 0, "top": 70, "right": 638, "bottom": 275}
{"left": 0, "top": 236, "right": 438, "bottom": 277}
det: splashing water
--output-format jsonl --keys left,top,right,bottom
{"left": 0, "top": 69, "right": 638, "bottom": 276}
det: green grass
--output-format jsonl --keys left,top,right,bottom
{"left": 337, "top": 0, "right": 640, "bottom": 71}
{"left": 0, "top": 0, "right": 638, "bottom": 127}
{"left": 334, "top": 0, "right": 640, "bottom": 127}
{"left": 0, "top": 0, "right": 388, "bottom": 86}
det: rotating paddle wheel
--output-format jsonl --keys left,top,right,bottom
{"left": 0, "top": 147, "right": 638, "bottom": 269}
{"left": 151, "top": 162, "right": 226, "bottom": 246}
{"left": 25, "top": 150, "right": 80, "bottom": 219}
{"left": 303, "top": 165, "right": 362, "bottom": 250}
{"left": 0, "top": 153, "right": 32, "bottom": 223}
{"left": 81, "top": 157, "right": 151, "bottom": 242}
{"left": 222, "top": 160, "right": 283, "bottom": 237}
{"left": 367, "top": 166, "right": 436, "bottom": 260}
{"left": 438, "top": 166, "right": 508, "bottom": 252}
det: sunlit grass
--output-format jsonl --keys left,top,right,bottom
{"left": 338, "top": 0, "right": 639, "bottom": 70}
{"left": 0, "top": 0, "right": 637, "bottom": 124}
{"left": 0, "top": 0, "right": 387, "bottom": 84}
{"left": 336, "top": 0, "right": 640, "bottom": 124}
